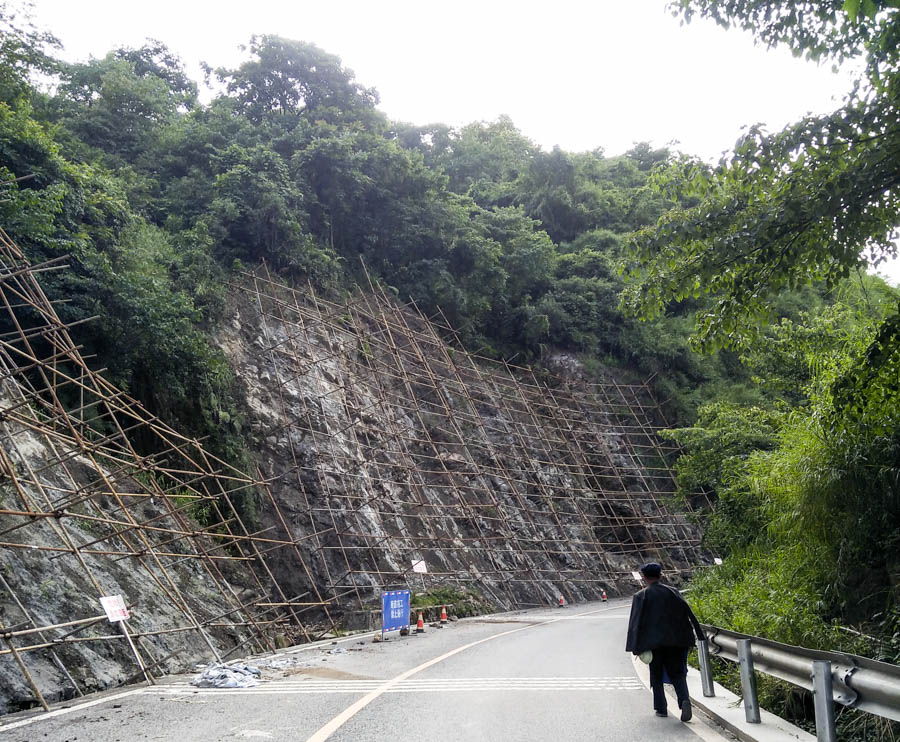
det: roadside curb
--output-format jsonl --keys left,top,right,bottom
{"left": 631, "top": 654, "right": 814, "bottom": 742}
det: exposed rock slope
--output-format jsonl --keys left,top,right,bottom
{"left": 0, "top": 250, "right": 703, "bottom": 715}
{"left": 221, "top": 269, "right": 704, "bottom": 615}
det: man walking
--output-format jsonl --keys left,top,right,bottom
{"left": 625, "top": 562, "right": 705, "bottom": 721}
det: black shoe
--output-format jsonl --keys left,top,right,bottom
{"left": 655, "top": 711, "right": 668, "bottom": 717}
{"left": 680, "top": 699, "right": 692, "bottom": 722}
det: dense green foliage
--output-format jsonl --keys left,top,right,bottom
{"left": 1, "top": 4, "right": 736, "bottom": 445}
{"left": 625, "top": 2, "right": 900, "bottom": 737}
{"left": 1, "top": 11, "right": 898, "bottom": 734}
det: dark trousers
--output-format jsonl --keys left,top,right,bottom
{"left": 648, "top": 645, "right": 690, "bottom": 713}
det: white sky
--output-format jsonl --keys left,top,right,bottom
{"left": 27, "top": 0, "right": 900, "bottom": 284}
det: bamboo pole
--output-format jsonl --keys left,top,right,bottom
{"left": 2, "top": 631, "right": 49, "bottom": 710}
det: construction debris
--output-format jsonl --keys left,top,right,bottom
{"left": 191, "top": 663, "right": 261, "bottom": 689}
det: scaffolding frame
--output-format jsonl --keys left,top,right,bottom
{"left": 1, "top": 227, "right": 707, "bottom": 714}
{"left": 0, "top": 231, "right": 336, "bottom": 712}
{"left": 232, "top": 261, "right": 707, "bottom": 610}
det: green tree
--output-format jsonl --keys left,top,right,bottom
{"left": 212, "top": 36, "right": 379, "bottom": 126}
{"left": 623, "top": 1, "right": 900, "bottom": 351}
{"left": 208, "top": 142, "right": 324, "bottom": 271}
{"left": 0, "top": 1, "right": 59, "bottom": 103}
{"left": 434, "top": 116, "right": 537, "bottom": 205}
{"left": 54, "top": 49, "right": 187, "bottom": 163}
{"left": 114, "top": 40, "right": 198, "bottom": 110}
{"left": 661, "top": 402, "right": 782, "bottom": 547}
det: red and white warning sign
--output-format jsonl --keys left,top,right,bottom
{"left": 100, "top": 595, "right": 129, "bottom": 623}
{"left": 411, "top": 559, "right": 428, "bottom": 574}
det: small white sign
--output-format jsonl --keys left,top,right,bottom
{"left": 100, "top": 595, "right": 129, "bottom": 623}
{"left": 714, "top": 558, "right": 723, "bottom": 566}
{"left": 632, "top": 571, "right": 643, "bottom": 582}
{"left": 411, "top": 559, "right": 428, "bottom": 574}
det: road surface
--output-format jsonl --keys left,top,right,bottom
{"left": 0, "top": 599, "right": 732, "bottom": 741}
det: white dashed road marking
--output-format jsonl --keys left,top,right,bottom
{"left": 153, "top": 676, "right": 644, "bottom": 695}
{"left": 303, "top": 605, "right": 620, "bottom": 742}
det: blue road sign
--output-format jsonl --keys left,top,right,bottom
{"left": 381, "top": 590, "right": 411, "bottom": 633}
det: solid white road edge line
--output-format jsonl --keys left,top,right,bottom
{"left": 304, "top": 605, "right": 620, "bottom": 742}
{"left": 630, "top": 653, "right": 730, "bottom": 742}
{"left": 0, "top": 689, "right": 144, "bottom": 733}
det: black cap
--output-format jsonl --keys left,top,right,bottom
{"left": 640, "top": 562, "right": 662, "bottom": 578}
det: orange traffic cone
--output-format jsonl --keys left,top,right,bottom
{"left": 601, "top": 590, "right": 607, "bottom": 602}
{"left": 415, "top": 610, "right": 425, "bottom": 633}
{"left": 440, "top": 605, "right": 448, "bottom": 624}
{"left": 558, "top": 595, "right": 565, "bottom": 608}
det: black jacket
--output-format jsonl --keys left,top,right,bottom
{"left": 625, "top": 582, "right": 704, "bottom": 654}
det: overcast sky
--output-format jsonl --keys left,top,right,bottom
{"left": 28, "top": 0, "right": 900, "bottom": 284}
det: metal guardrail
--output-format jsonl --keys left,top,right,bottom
{"left": 697, "top": 624, "right": 900, "bottom": 741}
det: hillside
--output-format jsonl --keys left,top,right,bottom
{"left": 1, "top": 5, "right": 898, "bottom": 736}
{"left": 0, "top": 237, "right": 703, "bottom": 712}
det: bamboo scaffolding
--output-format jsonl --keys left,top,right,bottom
{"left": 0, "top": 232, "right": 324, "bottom": 711}
{"left": 251, "top": 266, "right": 343, "bottom": 630}
{"left": 386, "top": 287, "right": 572, "bottom": 604}
{"left": 357, "top": 281, "right": 524, "bottom": 605}
{"left": 1, "top": 231, "right": 707, "bottom": 715}
{"left": 232, "top": 260, "right": 705, "bottom": 617}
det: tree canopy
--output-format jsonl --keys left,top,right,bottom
{"left": 623, "top": 0, "right": 900, "bottom": 350}
{"left": 1, "top": 5, "right": 898, "bottom": 709}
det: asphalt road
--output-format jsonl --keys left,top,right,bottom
{"left": 0, "top": 599, "right": 732, "bottom": 742}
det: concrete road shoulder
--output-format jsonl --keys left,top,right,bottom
{"left": 631, "top": 654, "right": 815, "bottom": 742}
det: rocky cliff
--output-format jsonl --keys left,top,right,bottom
{"left": 219, "top": 267, "right": 705, "bottom": 615}
{"left": 0, "top": 248, "right": 704, "bottom": 714}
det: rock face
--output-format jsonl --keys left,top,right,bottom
{"left": 0, "top": 242, "right": 275, "bottom": 715}
{"left": 0, "top": 249, "right": 704, "bottom": 715}
{"left": 220, "top": 271, "right": 705, "bottom": 617}
{"left": 0, "top": 373, "right": 258, "bottom": 711}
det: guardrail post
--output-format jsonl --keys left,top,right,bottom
{"left": 812, "top": 660, "right": 837, "bottom": 742}
{"left": 737, "top": 639, "right": 761, "bottom": 723}
{"left": 697, "top": 639, "right": 715, "bottom": 697}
